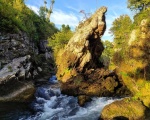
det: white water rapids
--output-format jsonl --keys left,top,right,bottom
{"left": 19, "top": 76, "right": 119, "bottom": 120}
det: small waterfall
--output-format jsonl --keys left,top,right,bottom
{"left": 19, "top": 76, "right": 119, "bottom": 120}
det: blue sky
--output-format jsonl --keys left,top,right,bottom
{"left": 25, "top": 0, "right": 133, "bottom": 41}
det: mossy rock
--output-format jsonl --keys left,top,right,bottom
{"left": 77, "top": 95, "right": 91, "bottom": 106}
{"left": 100, "top": 98, "right": 150, "bottom": 120}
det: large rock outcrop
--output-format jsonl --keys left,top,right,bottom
{"left": 0, "top": 55, "right": 36, "bottom": 102}
{"left": 56, "top": 7, "right": 106, "bottom": 82}
{"left": 0, "top": 31, "right": 55, "bottom": 102}
{"left": 56, "top": 7, "right": 131, "bottom": 100}
{"left": 0, "top": 32, "right": 29, "bottom": 67}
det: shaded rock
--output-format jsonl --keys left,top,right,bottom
{"left": 38, "top": 40, "right": 48, "bottom": 53}
{"left": 100, "top": 98, "right": 150, "bottom": 120}
{"left": 77, "top": 95, "right": 91, "bottom": 106}
{"left": 61, "top": 69, "right": 131, "bottom": 97}
{"left": 0, "top": 32, "right": 32, "bottom": 69}
{"left": 0, "top": 30, "right": 55, "bottom": 102}
{"left": 0, "top": 55, "right": 39, "bottom": 102}
{"left": 0, "top": 82, "right": 35, "bottom": 102}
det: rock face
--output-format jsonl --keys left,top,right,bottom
{"left": 0, "top": 32, "right": 32, "bottom": 68}
{"left": 56, "top": 7, "right": 131, "bottom": 101}
{"left": 61, "top": 69, "right": 130, "bottom": 97}
{"left": 0, "top": 55, "right": 37, "bottom": 102}
{"left": 100, "top": 98, "right": 150, "bottom": 120}
{"left": 56, "top": 7, "right": 106, "bottom": 82}
{"left": 0, "top": 32, "right": 54, "bottom": 102}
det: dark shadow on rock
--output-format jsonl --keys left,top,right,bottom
{"left": 113, "top": 116, "right": 129, "bottom": 120}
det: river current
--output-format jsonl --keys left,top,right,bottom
{"left": 0, "top": 76, "right": 119, "bottom": 120}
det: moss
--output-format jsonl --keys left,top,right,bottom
{"left": 77, "top": 95, "right": 91, "bottom": 106}
{"left": 100, "top": 98, "right": 150, "bottom": 120}
{"left": 7, "top": 65, "right": 13, "bottom": 72}
{"left": 74, "top": 75, "right": 83, "bottom": 85}
{"left": 102, "top": 77, "right": 118, "bottom": 92}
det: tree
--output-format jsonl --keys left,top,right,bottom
{"left": 0, "top": 0, "right": 58, "bottom": 40}
{"left": 39, "top": 0, "right": 55, "bottom": 21}
{"left": 13, "top": 0, "right": 25, "bottom": 11}
{"left": 100, "top": 40, "right": 114, "bottom": 68}
{"left": 102, "top": 40, "right": 114, "bottom": 59}
{"left": 39, "top": 6, "right": 47, "bottom": 20}
{"left": 46, "top": 0, "right": 55, "bottom": 22}
{"left": 61, "top": 24, "right": 71, "bottom": 32}
{"left": 48, "top": 24, "right": 73, "bottom": 58}
{"left": 128, "top": 0, "right": 150, "bottom": 11}
{"left": 110, "top": 15, "right": 133, "bottom": 65}
{"left": 110, "top": 15, "right": 132, "bottom": 50}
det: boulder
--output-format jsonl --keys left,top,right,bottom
{"left": 56, "top": 6, "right": 107, "bottom": 82}
{"left": 61, "top": 69, "right": 131, "bottom": 97}
{"left": 100, "top": 98, "right": 150, "bottom": 120}
{"left": 0, "top": 55, "right": 38, "bottom": 102}
{"left": 56, "top": 7, "right": 131, "bottom": 99}
{"left": 0, "top": 31, "right": 56, "bottom": 102}
{"left": 0, "top": 82, "right": 35, "bottom": 102}
{"left": 77, "top": 95, "right": 91, "bottom": 106}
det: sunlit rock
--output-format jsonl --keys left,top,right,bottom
{"left": 56, "top": 7, "right": 131, "bottom": 101}
{"left": 56, "top": 7, "right": 107, "bottom": 82}
{"left": 100, "top": 98, "right": 150, "bottom": 120}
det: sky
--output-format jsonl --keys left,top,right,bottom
{"left": 25, "top": 0, "right": 133, "bottom": 41}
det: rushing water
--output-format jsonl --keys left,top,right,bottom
{"left": 0, "top": 76, "right": 119, "bottom": 120}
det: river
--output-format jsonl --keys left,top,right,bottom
{"left": 0, "top": 76, "right": 119, "bottom": 120}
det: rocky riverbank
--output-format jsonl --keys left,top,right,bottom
{"left": 0, "top": 32, "right": 55, "bottom": 102}
{"left": 55, "top": 6, "right": 150, "bottom": 119}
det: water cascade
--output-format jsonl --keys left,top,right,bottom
{"left": 19, "top": 76, "right": 119, "bottom": 120}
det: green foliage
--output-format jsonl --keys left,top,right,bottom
{"left": 102, "top": 40, "right": 114, "bottom": 59}
{"left": 110, "top": 15, "right": 133, "bottom": 65}
{"left": 133, "top": 8, "right": 150, "bottom": 26}
{"left": 100, "top": 40, "right": 114, "bottom": 68}
{"left": 39, "top": 6, "right": 47, "bottom": 20}
{"left": 110, "top": 15, "right": 132, "bottom": 47}
{"left": 7, "top": 66, "right": 13, "bottom": 72}
{"left": 48, "top": 24, "right": 73, "bottom": 57}
{"left": 39, "top": 0, "right": 55, "bottom": 22}
{"left": 112, "top": 51, "right": 124, "bottom": 66}
{"left": 128, "top": 0, "right": 150, "bottom": 11}
{"left": 0, "top": 0, "right": 58, "bottom": 42}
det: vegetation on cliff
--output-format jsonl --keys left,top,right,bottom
{"left": 99, "top": 1, "right": 150, "bottom": 119}
{"left": 0, "top": 0, "right": 58, "bottom": 41}
{"left": 101, "top": 0, "right": 150, "bottom": 113}
{"left": 0, "top": 0, "right": 58, "bottom": 102}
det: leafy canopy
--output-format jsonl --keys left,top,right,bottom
{"left": 110, "top": 15, "right": 132, "bottom": 48}
{"left": 48, "top": 24, "right": 73, "bottom": 58}
{"left": 0, "top": 0, "right": 58, "bottom": 41}
{"left": 128, "top": 0, "right": 150, "bottom": 11}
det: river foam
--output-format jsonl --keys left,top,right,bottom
{"left": 19, "top": 76, "right": 119, "bottom": 120}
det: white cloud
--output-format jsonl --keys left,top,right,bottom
{"left": 51, "top": 9, "right": 80, "bottom": 29}
{"left": 27, "top": 5, "right": 39, "bottom": 15}
{"left": 67, "top": 6, "right": 79, "bottom": 12}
